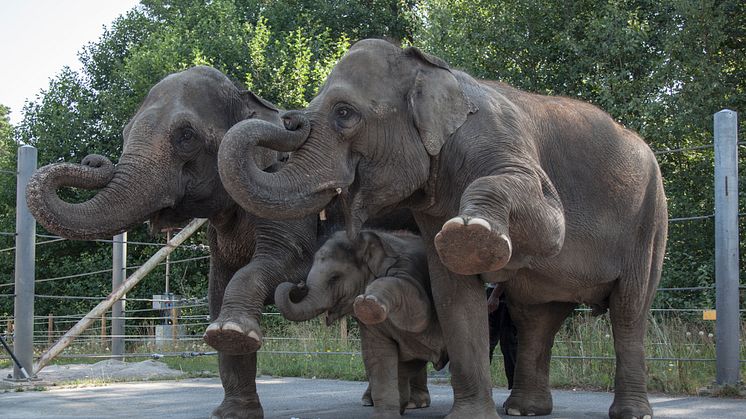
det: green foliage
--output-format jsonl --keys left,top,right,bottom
{"left": 2, "top": 0, "right": 405, "bottom": 327}
{"left": 415, "top": 0, "right": 746, "bottom": 308}
{"left": 2, "top": 0, "right": 744, "bottom": 341}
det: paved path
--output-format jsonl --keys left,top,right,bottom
{"left": 1, "top": 376, "right": 744, "bottom": 418}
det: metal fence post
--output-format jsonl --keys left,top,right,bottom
{"left": 13, "top": 145, "right": 37, "bottom": 379}
{"left": 112, "top": 232, "right": 127, "bottom": 360}
{"left": 713, "top": 109, "right": 740, "bottom": 386}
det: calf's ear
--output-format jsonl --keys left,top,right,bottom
{"left": 405, "top": 47, "right": 478, "bottom": 156}
{"left": 357, "top": 232, "right": 397, "bottom": 278}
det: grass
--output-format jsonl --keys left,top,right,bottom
{"left": 10, "top": 313, "right": 744, "bottom": 396}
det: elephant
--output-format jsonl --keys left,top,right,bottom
{"left": 24, "top": 66, "right": 322, "bottom": 418}
{"left": 25, "top": 65, "right": 420, "bottom": 418}
{"left": 216, "top": 39, "right": 668, "bottom": 419}
{"left": 274, "top": 229, "right": 447, "bottom": 418}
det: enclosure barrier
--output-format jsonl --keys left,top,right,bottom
{"left": 32, "top": 218, "right": 207, "bottom": 374}
{"left": 2, "top": 110, "right": 744, "bottom": 384}
{"left": 12, "top": 145, "right": 36, "bottom": 380}
{"left": 714, "top": 109, "right": 740, "bottom": 386}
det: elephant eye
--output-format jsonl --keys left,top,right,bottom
{"left": 173, "top": 125, "right": 201, "bottom": 155}
{"left": 333, "top": 103, "right": 360, "bottom": 131}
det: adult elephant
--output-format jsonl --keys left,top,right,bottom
{"left": 25, "top": 66, "right": 319, "bottom": 419}
{"left": 26, "top": 64, "right": 419, "bottom": 418}
{"left": 217, "top": 39, "right": 668, "bottom": 419}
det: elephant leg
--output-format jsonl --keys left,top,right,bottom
{"left": 205, "top": 218, "right": 316, "bottom": 355}
{"left": 504, "top": 301, "right": 576, "bottom": 416}
{"left": 206, "top": 248, "right": 263, "bottom": 419}
{"left": 607, "top": 230, "right": 662, "bottom": 419}
{"left": 362, "top": 383, "right": 374, "bottom": 406}
{"left": 204, "top": 262, "right": 271, "bottom": 354}
{"left": 435, "top": 171, "right": 564, "bottom": 276}
{"left": 211, "top": 352, "right": 263, "bottom": 419}
{"left": 360, "top": 326, "right": 404, "bottom": 419}
{"left": 404, "top": 361, "right": 431, "bottom": 409}
{"left": 354, "top": 276, "right": 432, "bottom": 333}
{"left": 417, "top": 222, "right": 499, "bottom": 419}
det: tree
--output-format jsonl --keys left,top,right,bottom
{"left": 7, "top": 0, "right": 411, "bottom": 322}
{"left": 414, "top": 0, "right": 745, "bottom": 307}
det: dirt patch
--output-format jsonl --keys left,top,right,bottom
{"left": 1, "top": 359, "right": 185, "bottom": 386}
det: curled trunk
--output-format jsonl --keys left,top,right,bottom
{"left": 26, "top": 154, "right": 173, "bottom": 240}
{"left": 218, "top": 115, "right": 349, "bottom": 220}
{"left": 274, "top": 282, "right": 329, "bottom": 322}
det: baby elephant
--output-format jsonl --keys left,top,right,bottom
{"left": 275, "top": 230, "right": 447, "bottom": 418}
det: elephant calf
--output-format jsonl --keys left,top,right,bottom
{"left": 275, "top": 230, "right": 448, "bottom": 418}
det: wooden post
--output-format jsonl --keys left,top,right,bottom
{"left": 101, "top": 314, "right": 106, "bottom": 348}
{"left": 171, "top": 306, "right": 178, "bottom": 344}
{"left": 340, "top": 317, "right": 348, "bottom": 345}
{"left": 47, "top": 314, "right": 54, "bottom": 346}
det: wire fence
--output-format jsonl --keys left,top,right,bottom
{"left": 1, "top": 138, "right": 745, "bottom": 384}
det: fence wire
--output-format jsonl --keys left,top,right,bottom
{"left": 1, "top": 139, "right": 745, "bottom": 375}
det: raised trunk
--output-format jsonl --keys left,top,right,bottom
{"left": 274, "top": 282, "right": 329, "bottom": 322}
{"left": 26, "top": 154, "right": 173, "bottom": 240}
{"left": 218, "top": 115, "right": 349, "bottom": 220}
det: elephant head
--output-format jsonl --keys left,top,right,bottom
{"left": 218, "top": 39, "right": 475, "bottom": 234}
{"left": 274, "top": 230, "right": 395, "bottom": 325}
{"left": 26, "top": 66, "right": 282, "bottom": 239}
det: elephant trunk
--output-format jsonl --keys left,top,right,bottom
{"left": 26, "top": 154, "right": 174, "bottom": 240}
{"left": 218, "top": 112, "right": 349, "bottom": 220}
{"left": 274, "top": 282, "right": 329, "bottom": 322}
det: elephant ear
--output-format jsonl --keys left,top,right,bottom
{"left": 357, "top": 231, "right": 397, "bottom": 279}
{"left": 405, "top": 47, "right": 478, "bottom": 156}
{"left": 237, "top": 90, "right": 280, "bottom": 122}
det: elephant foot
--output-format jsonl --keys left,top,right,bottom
{"left": 210, "top": 397, "right": 263, "bottom": 419}
{"left": 204, "top": 315, "right": 263, "bottom": 355}
{"left": 406, "top": 388, "right": 430, "bottom": 409}
{"left": 609, "top": 396, "right": 653, "bottom": 419}
{"left": 503, "top": 389, "right": 553, "bottom": 416}
{"left": 371, "top": 409, "right": 403, "bottom": 419}
{"left": 354, "top": 294, "right": 388, "bottom": 325}
{"left": 362, "top": 385, "right": 374, "bottom": 406}
{"left": 444, "top": 402, "right": 499, "bottom": 419}
{"left": 434, "top": 216, "right": 512, "bottom": 275}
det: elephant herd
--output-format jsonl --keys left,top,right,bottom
{"left": 26, "top": 39, "right": 666, "bottom": 419}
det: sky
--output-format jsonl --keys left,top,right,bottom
{"left": 0, "top": 0, "right": 141, "bottom": 125}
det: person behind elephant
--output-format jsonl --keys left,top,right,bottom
{"left": 486, "top": 282, "right": 517, "bottom": 389}
{"left": 24, "top": 65, "right": 420, "bottom": 419}
{"left": 218, "top": 39, "right": 668, "bottom": 419}
{"left": 275, "top": 230, "right": 448, "bottom": 418}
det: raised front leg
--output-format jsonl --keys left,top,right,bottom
{"left": 354, "top": 276, "right": 432, "bottom": 333}
{"left": 205, "top": 217, "right": 316, "bottom": 355}
{"left": 435, "top": 169, "right": 565, "bottom": 275}
{"left": 360, "top": 326, "right": 405, "bottom": 419}
{"left": 504, "top": 301, "right": 576, "bottom": 416}
{"left": 419, "top": 219, "right": 498, "bottom": 419}
{"left": 206, "top": 244, "right": 263, "bottom": 419}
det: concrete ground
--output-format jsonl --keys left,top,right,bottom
{"left": 2, "top": 376, "right": 744, "bottom": 419}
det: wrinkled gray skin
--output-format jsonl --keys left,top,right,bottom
{"left": 24, "top": 66, "right": 321, "bottom": 419}
{"left": 218, "top": 39, "right": 668, "bottom": 419}
{"left": 275, "top": 230, "right": 446, "bottom": 419}
{"left": 25, "top": 65, "right": 420, "bottom": 419}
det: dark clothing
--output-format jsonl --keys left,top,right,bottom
{"left": 487, "top": 287, "right": 518, "bottom": 389}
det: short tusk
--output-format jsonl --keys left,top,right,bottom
{"left": 335, "top": 188, "right": 342, "bottom": 195}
